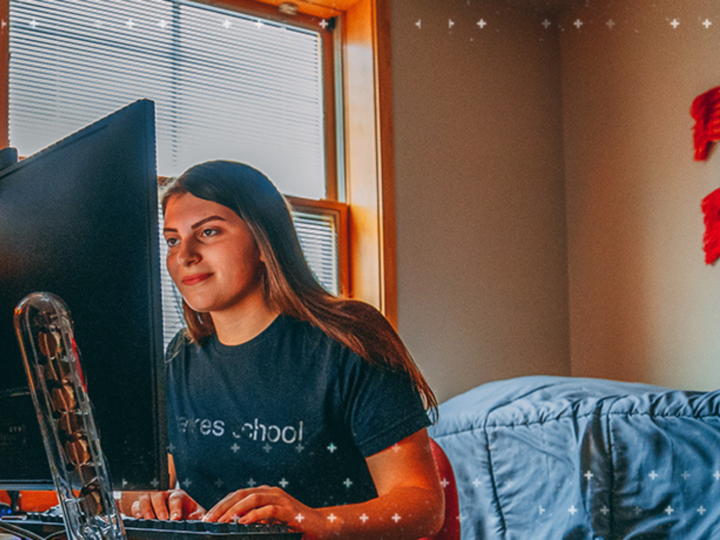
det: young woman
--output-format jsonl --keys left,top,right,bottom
{"left": 124, "top": 161, "right": 444, "bottom": 539}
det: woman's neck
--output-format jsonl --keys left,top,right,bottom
{"left": 210, "top": 298, "right": 280, "bottom": 346}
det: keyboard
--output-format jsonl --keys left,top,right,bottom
{"left": 2, "top": 512, "right": 303, "bottom": 539}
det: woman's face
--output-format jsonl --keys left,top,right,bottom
{"left": 163, "top": 193, "right": 266, "bottom": 316}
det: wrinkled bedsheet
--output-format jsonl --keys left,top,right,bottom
{"left": 428, "top": 376, "right": 720, "bottom": 539}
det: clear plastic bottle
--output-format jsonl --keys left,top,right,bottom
{"left": 14, "top": 292, "right": 125, "bottom": 540}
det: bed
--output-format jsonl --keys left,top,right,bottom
{"left": 428, "top": 376, "right": 720, "bottom": 539}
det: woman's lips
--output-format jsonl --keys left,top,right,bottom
{"left": 182, "top": 273, "right": 212, "bottom": 286}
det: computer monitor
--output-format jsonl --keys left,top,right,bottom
{"left": 0, "top": 100, "right": 169, "bottom": 491}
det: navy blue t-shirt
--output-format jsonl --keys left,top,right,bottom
{"left": 165, "top": 314, "right": 430, "bottom": 510}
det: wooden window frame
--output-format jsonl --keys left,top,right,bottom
{"left": 288, "top": 196, "right": 349, "bottom": 296}
{"left": 0, "top": 0, "right": 397, "bottom": 326}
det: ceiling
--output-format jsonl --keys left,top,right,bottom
{"left": 504, "top": 0, "right": 585, "bottom": 14}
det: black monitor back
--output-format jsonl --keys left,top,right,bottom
{"left": 0, "top": 100, "right": 168, "bottom": 491}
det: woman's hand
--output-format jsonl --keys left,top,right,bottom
{"left": 120, "top": 489, "right": 205, "bottom": 521}
{"left": 203, "top": 486, "right": 330, "bottom": 538}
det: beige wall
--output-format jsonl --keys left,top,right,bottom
{"left": 561, "top": 0, "right": 720, "bottom": 389}
{"left": 390, "top": 0, "right": 720, "bottom": 403}
{"left": 390, "top": 0, "right": 572, "bottom": 403}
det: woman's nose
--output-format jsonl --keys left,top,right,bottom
{"left": 177, "top": 239, "right": 200, "bottom": 266}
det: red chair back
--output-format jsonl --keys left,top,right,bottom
{"left": 424, "top": 438, "right": 460, "bottom": 540}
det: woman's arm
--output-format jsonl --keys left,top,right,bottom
{"left": 203, "top": 429, "right": 445, "bottom": 540}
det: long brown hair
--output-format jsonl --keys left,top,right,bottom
{"left": 162, "top": 161, "right": 437, "bottom": 420}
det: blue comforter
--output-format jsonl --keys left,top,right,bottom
{"left": 428, "top": 376, "right": 720, "bottom": 539}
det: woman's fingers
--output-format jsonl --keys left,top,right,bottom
{"left": 126, "top": 490, "right": 204, "bottom": 521}
{"left": 167, "top": 491, "right": 186, "bottom": 520}
{"left": 132, "top": 494, "right": 158, "bottom": 519}
{"left": 150, "top": 491, "right": 170, "bottom": 520}
{"left": 204, "top": 488, "right": 255, "bottom": 522}
{"left": 219, "top": 492, "right": 277, "bottom": 523}
{"left": 210, "top": 487, "right": 308, "bottom": 525}
{"left": 167, "top": 490, "right": 206, "bottom": 520}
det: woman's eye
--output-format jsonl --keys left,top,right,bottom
{"left": 200, "top": 228, "right": 219, "bottom": 238}
{"left": 165, "top": 237, "right": 179, "bottom": 247}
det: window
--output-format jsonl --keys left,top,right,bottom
{"left": 0, "top": 0, "right": 397, "bottom": 328}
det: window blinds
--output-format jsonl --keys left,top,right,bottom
{"left": 8, "top": 0, "right": 327, "bottom": 199}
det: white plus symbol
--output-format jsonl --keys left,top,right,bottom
{"left": 391, "top": 513, "right": 401, "bottom": 523}
{"left": 682, "top": 471, "right": 690, "bottom": 481}
{"left": 600, "top": 505, "right": 610, "bottom": 515}
{"left": 359, "top": 514, "right": 369, "bottom": 523}
{"left": 670, "top": 19, "right": 680, "bottom": 29}
{"left": 182, "top": 478, "right": 192, "bottom": 488}
{"left": 539, "top": 506, "right": 546, "bottom": 515}
{"left": 568, "top": 505, "right": 578, "bottom": 515}
{"left": 698, "top": 506, "right": 707, "bottom": 515}
{"left": 29, "top": 19, "right": 38, "bottom": 28}
{"left": 222, "top": 19, "right": 231, "bottom": 29}
{"left": 472, "top": 479, "right": 481, "bottom": 488}
{"left": 584, "top": 470, "right": 594, "bottom": 481}
{"left": 415, "top": 20, "right": 421, "bottom": 29}
{"left": 279, "top": 478, "right": 289, "bottom": 488}
{"left": 703, "top": 19, "right": 712, "bottom": 29}
{"left": 327, "top": 513, "right": 337, "bottom": 523}
{"left": 344, "top": 478, "right": 353, "bottom": 488}
{"left": 263, "top": 443, "right": 272, "bottom": 453}
{"left": 231, "top": 443, "right": 240, "bottom": 453}
{"left": 606, "top": 19, "right": 615, "bottom": 29}
{"left": 714, "top": 470, "right": 720, "bottom": 481}
{"left": 441, "top": 478, "right": 450, "bottom": 488}
{"left": 664, "top": 505, "right": 674, "bottom": 516}
{"left": 648, "top": 471, "right": 659, "bottom": 480}
{"left": 541, "top": 19, "right": 551, "bottom": 29}
{"left": 295, "top": 513, "right": 305, "bottom": 523}
{"left": 448, "top": 19, "right": 455, "bottom": 29}
{"left": 477, "top": 19, "right": 487, "bottom": 29}
{"left": 319, "top": 19, "right": 329, "bottom": 29}
{"left": 247, "top": 478, "right": 257, "bottom": 487}
{"left": 327, "top": 443, "right": 337, "bottom": 453}
{"left": 573, "top": 19, "right": 583, "bottom": 29}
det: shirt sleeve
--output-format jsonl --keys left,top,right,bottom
{"left": 341, "top": 352, "right": 431, "bottom": 457}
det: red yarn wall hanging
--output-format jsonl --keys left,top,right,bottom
{"left": 693, "top": 86, "right": 720, "bottom": 264}
{"left": 702, "top": 188, "right": 720, "bottom": 265}
{"left": 692, "top": 86, "right": 720, "bottom": 161}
